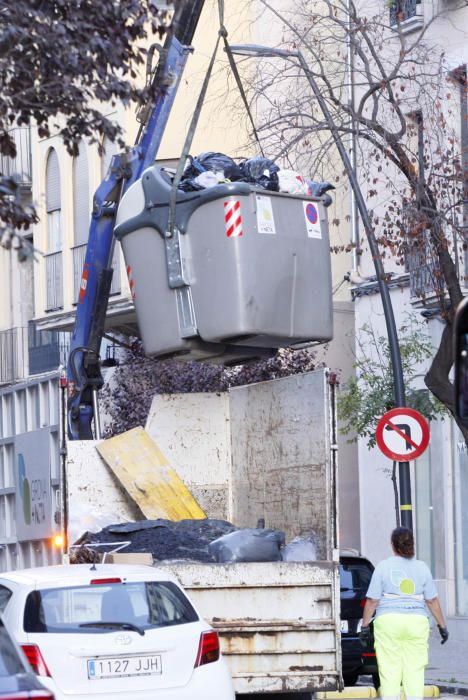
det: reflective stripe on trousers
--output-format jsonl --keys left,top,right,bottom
{"left": 374, "top": 613, "right": 429, "bottom": 699}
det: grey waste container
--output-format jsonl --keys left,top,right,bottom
{"left": 115, "top": 166, "right": 333, "bottom": 359}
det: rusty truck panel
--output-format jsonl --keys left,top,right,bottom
{"left": 165, "top": 560, "right": 341, "bottom": 694}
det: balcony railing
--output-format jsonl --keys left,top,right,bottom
{"left": 406, "top": 241, "right": 444, "bottom": 301}
{"left": 0, "top": 127, "right": 32, "bottom": 187}
{"left": 45, "top": 251, "right": 63, "bottom": 311}
{"left": 390, "top": 0, "right": 423, "bottom": 29}
{"left": 0, "top": 328, "right": 25, "bottom": 385}
{"left": 72, "top": 243, "right": 121, "bottom": 304}
{"left": 28, "top": 321, "right": 70, "bottom": 375}
{"left": 0, "top": 324, "right": 71, "bottom": 384}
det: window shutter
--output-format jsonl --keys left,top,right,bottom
{"left": 46, "top": 149, "right": 61, "bottom": 212}
{"left": 73, "top": 143, "right": 90, "bottom": 245}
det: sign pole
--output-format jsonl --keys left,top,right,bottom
{"left": 375, "top": 408, "right": 430, "bottom": 529}
{"left": 399, "top": 462, "right": 412, "bottom": 529}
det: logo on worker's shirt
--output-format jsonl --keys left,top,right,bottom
{"left": 391, "top": 569, "right": 416, "bottom": 594}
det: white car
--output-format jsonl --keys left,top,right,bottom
{"left": 0, "top": 564, "right": 235, "bottom": 700}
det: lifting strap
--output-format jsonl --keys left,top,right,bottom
{"left": 167, "top": 0, "right": 264, "bottom": 236}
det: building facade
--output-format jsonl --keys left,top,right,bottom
{"left": 350, "top": 0, "right": 468, "bottom": 634}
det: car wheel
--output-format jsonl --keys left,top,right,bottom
{"left": 372, "top": 673, "right": 380, "bottom": 690}
{"left": 343, "top": 673, "right": 359, "bottom": 686}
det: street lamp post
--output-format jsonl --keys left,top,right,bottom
{"left": 228, "top": 44, "right": 412, "bottom": 530}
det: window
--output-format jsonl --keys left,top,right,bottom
{"left": 0, "top": 585, "right": 12, "bottom": 613}
{"left": 73, "top": 142, "right": 90, "bottom": 246}
{"left": 24, "top": 581, "right": 198, "bottom": 634}
{"left": 45, "top": 148, "right": 63, "bottom": 310}
{"left": 46, "top": 149, "right": 61, "bottom": 252}
{"left": 340, "top": 561, "right": 373, "bottom": 597}
{"left": 0, "top": 620, "right": 25, "bottom": 676}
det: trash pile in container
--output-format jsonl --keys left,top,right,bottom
{"left": 73, "top": 518, "right": 320, "bottom": 564}
{"left": 174, "top": 151, "right": 334, "bottom": 205}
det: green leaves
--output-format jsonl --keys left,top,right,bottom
{"left": 337, "top": 318, "right": 446, "bottom": 448}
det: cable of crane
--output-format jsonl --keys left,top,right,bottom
{"left": 167, "top": 0, "right": 264, "bottom": 237}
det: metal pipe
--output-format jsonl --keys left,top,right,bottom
{"left": 92, "top": 388, "right": 102, "bottom": 440}
{"left": 294, "top": 50, "right": 412, "bottom": 530}
{"left": 346, "top": 0, "right": 360, "bottom": 273}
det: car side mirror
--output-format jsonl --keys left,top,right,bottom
{"left": 454, "top": 297, "right": 468, "bottom": 423}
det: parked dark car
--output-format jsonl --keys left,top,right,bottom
{"left": 0, "top": 615, "right": 54, "bottom": 700}
{"left": 340, "top": 551, "right": 379, "bottom": 689}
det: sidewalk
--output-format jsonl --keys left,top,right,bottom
{"left": 425, "top": 624, "right": 468, "bottom": 695}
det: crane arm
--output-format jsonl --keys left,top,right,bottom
{"left": 67, "top": 0, "right": 205, "bottom": 440}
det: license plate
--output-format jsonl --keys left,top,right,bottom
{"left": 88, "top": 654, "right": 162, "bottom": 679}
{"left": 340, "top": 620, "right": 349, "bottom": 633}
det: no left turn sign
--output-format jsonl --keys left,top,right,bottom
{"left": 375, "top": 407, "right": 430, "bottom": 462}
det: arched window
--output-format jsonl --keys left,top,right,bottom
{"left": 45, "top": 148, "right": 63, "bottom": 310}
{"left": 46, "top": 149, "right": 61, "bottom": 252}
{"left": 73, "top": 142, "right": 90, "bottom": 245}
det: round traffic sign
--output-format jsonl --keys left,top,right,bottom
{"left": 375, "top": 407, "right": 430, "bottom": 461}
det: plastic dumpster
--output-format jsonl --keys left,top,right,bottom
{"left": 114, "top": 166, "right": 333, "bottom": 359}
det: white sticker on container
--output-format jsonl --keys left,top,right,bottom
{"left": 256, "top": 195, "right": 276, "bottom": 234}
{"left": 303, "top": 201, "right": 322, "bottom": 239}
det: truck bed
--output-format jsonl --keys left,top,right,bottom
{"left": 161, "top": 560, "right": 341, "bottom": 695}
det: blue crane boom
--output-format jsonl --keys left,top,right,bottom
{"left": 67, "top": 1, "right": 205, "bottom": 440}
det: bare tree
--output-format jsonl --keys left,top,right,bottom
{"left": 237, "top": 0, "right": 468, "bottom": 439}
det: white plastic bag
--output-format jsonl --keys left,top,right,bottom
{"left": 278, "top": 169, "right": 310, "bottom": 195}
{"left": 281, "top": 534, "right": 318, "bottom": 561}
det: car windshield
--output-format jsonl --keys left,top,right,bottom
{"left": 0, "top": 619, "right": 26, "bottom": 676}
{"left": 24, "top": 581, "right": 198, "bottom": 634}
{"left": 340, "top": 561, "right": 373, "bottom": 596}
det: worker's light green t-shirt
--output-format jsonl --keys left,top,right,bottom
{"left": 366, "top": 555, "right": 438, "bottom": 617}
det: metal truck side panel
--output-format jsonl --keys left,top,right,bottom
{"left": 229, "top": 370, "right": 335, "bottom": 554}
{"left": 162, "top": 561, "right": 341, "bottom": 694}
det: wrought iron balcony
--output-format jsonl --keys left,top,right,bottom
{"left": 406, "top": 243, "right": 443, "bottom": 302}
{"left": 0, "top": 127, "right": 32, "bottom": 188}
{"left": 390, "top": 0, "right": 423, "bottom": 29}
{"left": 45, "top": 251, "right": 63, "bottom": 311}
{"left": 0, "top": 328, "right": 25, "bottom": 385}
{"left": 28, "top": 321, "right": 70, "bottom": 376}
{"left": 0, "top": 324, "right": 70, "bottom": 384}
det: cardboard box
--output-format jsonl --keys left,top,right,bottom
{"left": 104, "top": 552, "right": 153, "bottom": 566}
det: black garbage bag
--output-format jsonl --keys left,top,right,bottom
{"left": 78, "top": 518, "right": 238, "bottom": 562}
{"left": 239, "top": 157, "right": 280, "bottom": 191}
{"left": 308, "top": 180, "right": 335, "bottom": 207}
{"left": 179, "top": 152, "right": 243, "bottom": 191}
{"left": 209, "top": 528, "right": 285, "bottom": 563}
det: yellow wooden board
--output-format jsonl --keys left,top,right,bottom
{"left": 96, "top": 427, "right": 206, "bottom": 520}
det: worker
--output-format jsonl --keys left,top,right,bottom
{"left": 360, "top": 527, "right": 448, "bottom": 700}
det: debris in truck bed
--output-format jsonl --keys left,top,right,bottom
{"left": 77, "top": 518, "right": 238, "bottom": 562}
{"left": 75, "top": 519, "right": 322, "bottom": 564}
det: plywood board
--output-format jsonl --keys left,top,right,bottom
{"left": 97, "top": 427, "right": 206, "bottom": 520}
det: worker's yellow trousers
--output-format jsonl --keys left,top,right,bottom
{"left": 373, "top": 613, "right": 429, "bottom": 700}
